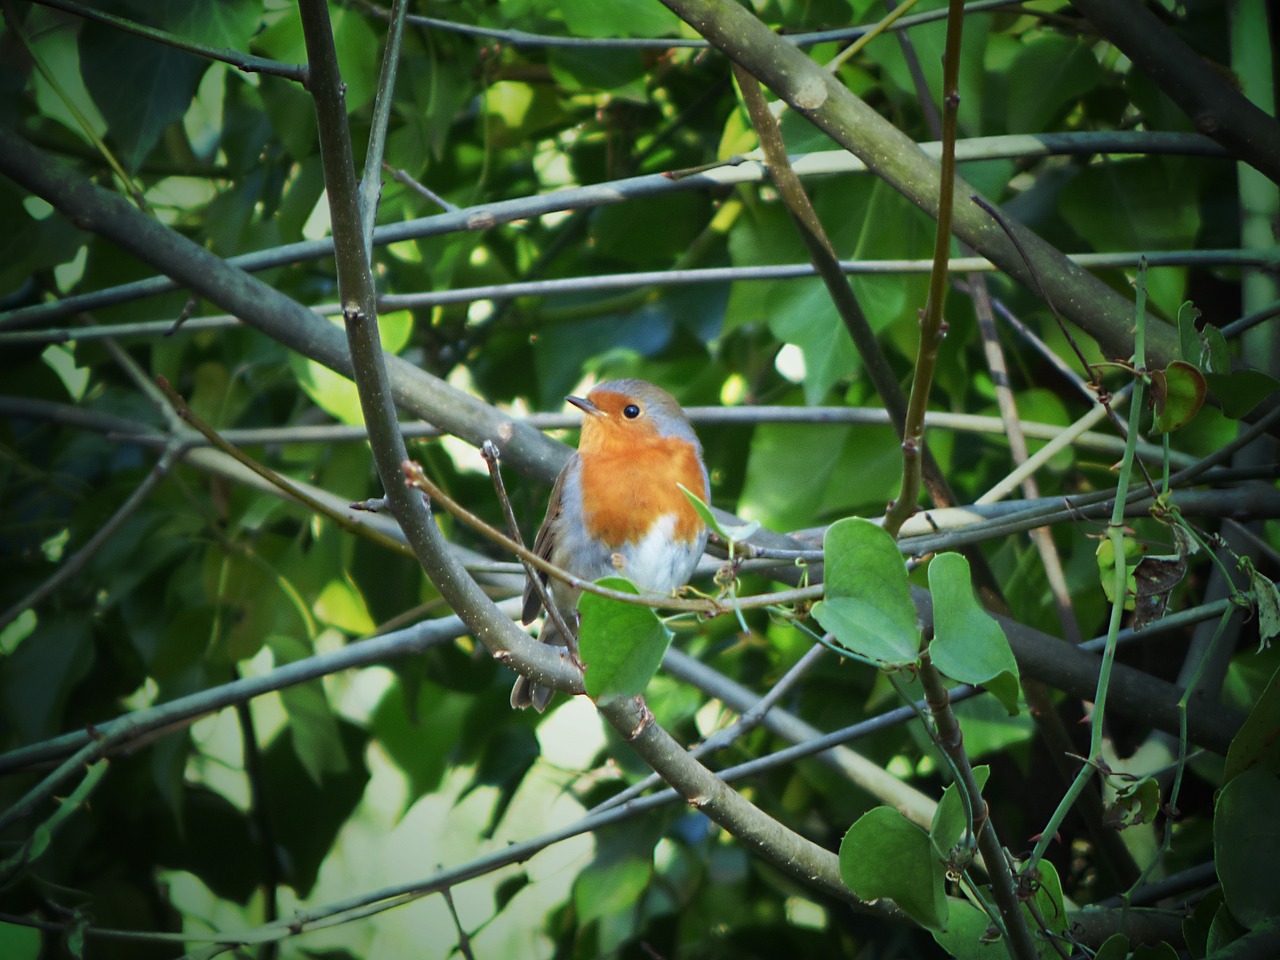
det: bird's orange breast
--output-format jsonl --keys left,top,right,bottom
{"left": 578, "top": 435, "right": 707, "bottom": 547}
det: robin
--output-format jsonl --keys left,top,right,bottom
{"left": 512, "top": 379, "right": 710, "bottom": 711}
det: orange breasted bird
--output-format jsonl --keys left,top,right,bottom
{"left": 512, "top": 379, "right": 709, "bottom": 711}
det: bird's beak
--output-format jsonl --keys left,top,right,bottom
{"left": 566, "top": 395, "right": 603, "bottom": 417}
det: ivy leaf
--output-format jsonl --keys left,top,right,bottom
{"left": 931, "top": 898, "right": 1007, "bottom": 958}
{"left": 812, "top": 518, "right": 921, "bottom": 667}
{"left": 1204, "top": 370, "right": 1280, "bottom": 420}
{"left": 929, "top": 554, "right": 1021, "bottom": 715}
{"left": 1105, "top": 776, "right": 1161, "bottom": 829}
{"left": 1197, "top": 323, "right": 1230, "bottom": 375}
{"left": 680, "top": 485, "right": 759, "bottom": 545}
{"left": 0, "top": 921, "right": 40, "bottom": 960}
{"left": 1149, "top": 360, "right": 1206, "bottom": 433}
{"left": 1094, "top": 934, "right": 1130, "bottom": 960}
{"left": 840, "top": 806, "right": 948, "bottom": 930}
{"left": 268, "top": 634, "right": 348, "bottom": 784}
{"left": 1177, "top": 300, "right": 1202, "bottom": 366}
{"left": 578, "top": 577, "right": 673, "bottom": 702}
{"left": 1096, "top": 535, "right": 1141, "bottom": 611}
{"left": 1214, "top": 768, "right": 1280, "bottom": 929}
{"left": 930, "top": 765, "right": 991, "bottom": 866}
{"left": 79, "top": 21, "right": 205, "bottom": 170}
{"left": 1225, "top": 665, "right": 1280, "bottom": 783}
{"left": 1246, "top": 563, "right": 1280, "bottom": 652}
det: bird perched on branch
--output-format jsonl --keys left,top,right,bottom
{"left": 512, "top": 379, "right": 709, "bottom": 711}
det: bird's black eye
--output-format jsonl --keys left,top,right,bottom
{"left": 623, "top": 404, "right": 641, "bottom": 419}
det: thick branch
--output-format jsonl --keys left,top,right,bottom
{"left": 1070, "top": 0, "right": 1280, "bottom": 185}
{"left": 656, "top": 0, "right": 1181, "bottom": 367}
{"left": 0, "top": 132, "right": 567, "bottom": 482}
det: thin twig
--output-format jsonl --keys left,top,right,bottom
{"left": 154, "top": 377, "right": 414, "bottom": 558}
{"left": 402, "top": 460, "right": 723, "bottom": 615}
{"left": 479, "top": 441, "right": 576, "bottom": 646}
{"left": 359, "top": 0, "right": 410, "bottom": 261}
{"left": 27, "top": 0, "right": 307, "bottom": 81}
{"left": 970, "top": 274, "right": 1081, "bottom": 642}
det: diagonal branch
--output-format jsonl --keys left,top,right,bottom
{"left": 655, "top": 0, "right": 1181, "bottom": 368}
{"left": 1069, "top": 0, "right": 1280, "bottom": 185}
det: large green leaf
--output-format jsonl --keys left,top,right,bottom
{"left": 0, "top": 922, "right": 39, "bottom": 960}
{"left": 931, "top": 898, "right": 1008, "bottom": 959}
{"left": 261, "top": 718, "right": 369, "bottom": 898}
{"left": 1005, "top": 35, "right": 1103, "bottom": 133}
{"left": 578, "top": 577, "right": 673, "bottom": 702}
{"left": 840, "top": 805, "right": 948, "bottom": 930}
{"left": 1225, "top": 665, "right": 1280, "bottom": 783}
{"left": 268, "top": 633, "right": 348, "bottom": 784}
{"left": 290, "top": 310, "right": 413, "bottom": 425}
{"left": 812, "top": 518, "right": 921, "bottom": 667}
{"left": 738, "top": 422, "right": 851, "bottom": 533}
{"left": 78, "top": 21, "right": 206, "bottom": 170}
{"left": 928, "top": 553, "right": 1022, "bottom": 715}
{"left": 1215, "top": 768, "right": 1280, "bottom": 928}
{"left": 0, "top": 614, "right": 93, "bottom": 742}
{"left": 1205, "top": 370, "right": 1280, "bottom": 420}
{"left": 558, "top": 0, "right": 682, "bottom": 37}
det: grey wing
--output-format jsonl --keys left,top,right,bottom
{"left": 521, "top": 466, "right": 568, "bottom": 624}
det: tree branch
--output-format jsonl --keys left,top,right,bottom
{"left": 1070, "top": 0, "right": 1280, "bottom": 185}
{"left": 655, "top": 0, "right": 1182, "bottom": 367}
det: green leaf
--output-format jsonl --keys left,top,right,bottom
{"left": 314, "top": 578, "right": 376, "bottom": 635}
{"left": 1204, "top": 370, "right": 1280, "bottom": 420}
{"left": 371, "top": 678, "right": 469, "bottom": 809}
{"left": 78, "top": 21, "right": 205, "bottom": 170}
{"left": 1183, "top": 888, "right": 1224, "bottom": 959}
{"left": 766, "top": 280, "right": 860, "bottom": 405}
{"left": 0, "top": 614, "right": 93, "bottom": 742}
{"left": 261, "top": 718, "right": 369, "bottom": 898}
{"left": 680, "top": 485, "right": 758, "bottom": 544}
{"left": 1030, "top": 859, "right": 1070, "bottom": 948}
{"left": 1097, "top": 535, "right": 1141, "bottom": 611}
{"left": 930, "top": 765, "right": 991, "bottom": 865}
{"left": 1177, "top": 301, "right": 1202, "bottom": 365}
{"left": 1132, "top": 941, "right": 1180, "bottom": 960}
{"left": 557, "top": 0, "right": 682, "bottom": 37}
{"left": 1207, "top": 899, "right": 1246, "bottom": 954}
{"left": 573, "top": 855, "right": 652, "bottom": 925}
{"left": 812, "top": 518, "right": 921, "bottom": 667}
{"left": 1198, "top": 324, "right": 1230, "bottom": 375}
{"left": 1248, "top": 566, "right": 1280, "bottom": 652}
{"left": 840, "top": 806, "right": 948, "bottom": 930}
{"left": 0, "top": 922, "right": 40, "bottom": 960}
{"left": 1006, "top": 35, "right": 1103, "bottom": 133}
{"left": 578, "top": 577, "right": 673, "bottom": 702}
{"left": 1094, "top": 934, "right": 1130, "bottom": 960}
{"left": 290, "top": 310, "right": 413, "bottom": 425}
{"left": 1150, "top": 360, "right": 1206, "bottom": 433}
{"left": 931, "top": 863, "right": 1067, "bottom": 959}
{"left": 268, "top": 634, "right": 348, "bottom": 783}
{"left": 1214, "top": 768, "right": 1280, "bottom": 928}
{"left": 931, "top": 898, "right": 1006, "bottom": 959}
{"left": 928, "top": 553, "right": 1022, "bottom": 715}
{"left": 1226, "top": 665, "right": 1280, "bottom": 783}
{"left": 169, "top": 0, "right": 262, "bottom": 51}
{"left": 1107, "top": 776, "right": 1161, "bottom": 829}
{"left": 738, "top": 422, "right": 850, "bottom": 532}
